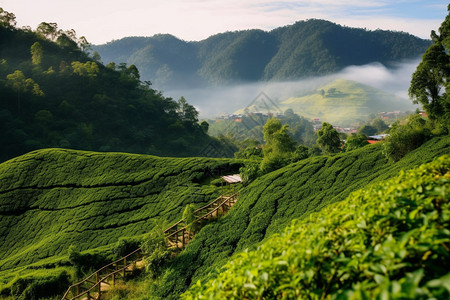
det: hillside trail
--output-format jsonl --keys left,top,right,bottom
{"left": 61, "top": 177, "right": 241, "bottom": 300}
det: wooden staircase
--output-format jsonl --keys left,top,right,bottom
{"left": 61, "top": 191, "right": 239, "bottom": 300}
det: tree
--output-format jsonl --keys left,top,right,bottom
{"left": 371, "top": 118, "right": 389, "bottom": 133}
{"left": 91, "top": 51, "right": 101, "bottom": 62}
{"left": 200, "top": 120, "right": 209, "bottom": 133}
{"left": 71, "top": 61, "right": 99, "bottom": 78}
{"left": 30, "top": 42, "right": 43, "bottom": 66}
{"left": 262, "top": 118, "right": 296, "bottom": 157}
{"left": 0, "top": 8, "right": 16, "bottom": 29}
{"left": 140, "top": 227, "right": 171, "bottom": 278}
{"left": 177, "top": 96, "right": 199, "bottom": 123}
{"left": 343, "top": 133, "right": 369, "bottom": 152}
{"left": 56, "top": 33, "right": 78, "bottom": 49}
{"left": 260, "top": 118, "right": 297, "bottom": 174}
{"left": 383, "top": 115, "right": 432, "bottom": 161}
{"left": 6, "top": 70, "right": 44, "bottom": 112}
{"left": 183, "top": 204, "right": 200, "bottom": 235}
{"left": 77, "top": 36, "right": 90, "bottom": 52}
{"left": 36, "top": 22, "right": 58, "bottom": 41}
{"left": 409, "top": 5, "right": 450, "bottom": 125}
{"left": 316, "top": 122, "right": 340, "bottom": 154}
{"left": 358, "top": 124, "right": 377, "bottom": 136}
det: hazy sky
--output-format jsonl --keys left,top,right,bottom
{"left": 0, "top": 0, "right": 447, "bottom": 45}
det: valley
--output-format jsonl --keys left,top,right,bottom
{"left": 0, "top": 4, "right": 449, "bottom": 300}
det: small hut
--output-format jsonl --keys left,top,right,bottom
{"left": 220, "top": 174, "right": 242, "bottom": 195}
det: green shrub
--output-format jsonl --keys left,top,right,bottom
{"left": 344, "top": 133, "right": 369, "bottom": 152}
{"left": 383, "top": 115, "right": 433, "bottom": 161}
{"left": 10, "top": 271, "right": 70, "bottom": 300}
{"left": 239, "top": 163, "right": 260, "bottom": 185}
{"left": 114, "top": 237, "right": 141, "bottom": 258}
{"left": 183, "top": 155, "right": 450, "bottom": 299}
{"left": 183, "top": 204, "right": 201, "bottom": 234}
{"left": 141, "top": 227, "right": 171, "bottom": 278}
{"left": 68, "top": 245, "right": 110, "bottom": 278}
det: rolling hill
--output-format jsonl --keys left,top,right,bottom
{"left": 1, "top": 137, "right": 448, "bottom": 299}
{"left": 184, "top": 154, "right": 450, "bottom": 299}
{"left": 92, "top": 19, "right": 430, "bottom": 89}
{"left": 0, "top": 149, "right": 242, "bottom": 297}
{"left": 153, "top": 136, "right": 449, "bottom": 299}
{"left": 280, "top": 78, "right": 416, "bottom": 125}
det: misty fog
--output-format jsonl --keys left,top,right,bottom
{"left": 164, "top": 59, "right": 421, "bottom": 119}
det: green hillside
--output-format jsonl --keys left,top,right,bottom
{"left": 151, "top": 136, "right": 449, "bottom": 299}
{"left": 0, "top": 149, "right": 242, "bottom": 296}
{"left": 0, "top": 18, "right": 225, "bottom": 163}
{"left": 281, "top": 79, "right": 415, "bottom": 125}
{"left": 0, "top": 137, "right": 448, "bottom": 299}
{"left": 184, "top": 154, "right": 450, "bottom": 299}
{"left": 93, "top": 19, "right": 430, "bottom": 89}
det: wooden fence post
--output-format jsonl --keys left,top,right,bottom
{"left": 123, "top": 257, "right": 127, "bottom": 278}
{"left": 182, "top": 229, "right": 186, "bottom": 248}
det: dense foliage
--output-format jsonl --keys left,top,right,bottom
{"left": 409, "top": 5, "right": 450, "bottom": 128}
{"left": 209, "top": 109, "right": 316, "bottom": 147}
{"left": 0, "top": 15, "right": 227, "bottom": 163}
{"left": 383, "top": 114, "right": 434, "bottom": 161}
{"left": 150, "top": 137, "right": 449, "bottom": 299}
{"left": 0, "top": 149, "right": 242, "bottom": 298}
{"left": 316, "top": 122, "right": 341, "bottom": 154}
{"left": 93, "top": 20, "right": 430, "bottom": 89}
{"left": 184, "top": 155, "right": 450, "bottom": 299}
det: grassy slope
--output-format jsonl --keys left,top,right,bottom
{"left": 0, "top": 149, "right": 242, "bottom": 288}
{"left": 281, "top": 79, "right": 415, "bottom": 125}
{"left": 156, "top": 136, "right": 449, "bottom": 298}
{"left": 184, "top": 155, "right": 450, "bottom": 299}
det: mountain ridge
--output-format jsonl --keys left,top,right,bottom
{"left": 93, "top": 19, "right": 430, "bottom": 89}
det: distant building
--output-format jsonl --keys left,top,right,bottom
{"left": 367, "top": 134, "right": 390, "bottom": 144}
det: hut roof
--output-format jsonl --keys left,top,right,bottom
{"left": 221, "top": 174, "right": 242, "bottom": 184}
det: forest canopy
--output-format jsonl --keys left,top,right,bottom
{"left": 0, "top": 8, "right": 228, "bottom": 162}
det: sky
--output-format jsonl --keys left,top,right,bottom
{"left": 0, "top": 0, "right": 447, "bottom": 45}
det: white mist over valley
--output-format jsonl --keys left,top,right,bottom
{"left": 164, "top": 59, "right": 420, "bottom": 119}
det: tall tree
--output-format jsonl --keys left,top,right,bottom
{"left": 30, "top": 42, "right": 43, "bottom": 66}
{"left": 177, "top": 96, "right": 199, "bottom": 123}
{"left": 262, "top": 118, "right": 296, "bottom": 157}
{"left": 260, "top": 118, "right": 297, "bottom": 174}
{"left": 6, "top": 70, "right": 44, "bottom": 112}
{"left": 0, "top": 8, "right": 16, "bottom": 29}
{"left": 36, "top": 22, "right": 58, "bottom": 41}
{"left": 409, "top": 5, "right": 450, "bottom": 125}
{"left": 316, "top": 122, "right": 341, "bottom": 154}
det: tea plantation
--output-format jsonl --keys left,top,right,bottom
{"left": 183, "top": 154, "right": 450, "bottom": 299}
{"left": 0, "top": 148, "right": 242, "bottom": 294}
{"left": 0, "top": 137, "right": 448, "bottom": 299}
{"left": 154, "top": 136, "right": 449, "bottom": 299}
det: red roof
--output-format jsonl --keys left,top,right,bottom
{"left": 367, "top": 140, "right": 380, "bottom": 144}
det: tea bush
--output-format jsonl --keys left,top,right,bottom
{"left": 183, "top": 155, "right": 450, "bottom": 299}
{"left": 0, "top": 148, "right": 242, "bottom": 295}
{"left": 155, "top": 136, "right": 449, "bottom": 299}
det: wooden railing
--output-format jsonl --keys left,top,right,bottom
{"left": 61, "top": 191, "right": 239, "bottom": 300}
{"left": 61, "top": 248, "right": 143, "bottom": 300}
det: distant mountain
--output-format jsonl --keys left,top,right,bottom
{"left": 281, "top": 79, "right": 415, "bottom": 126}
{"left": 93, "top": 19, "right": 430, "bottom": 89}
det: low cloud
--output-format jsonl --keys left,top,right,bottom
{"left": 165, "top": 59, "right": 421, "bottom": 118}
